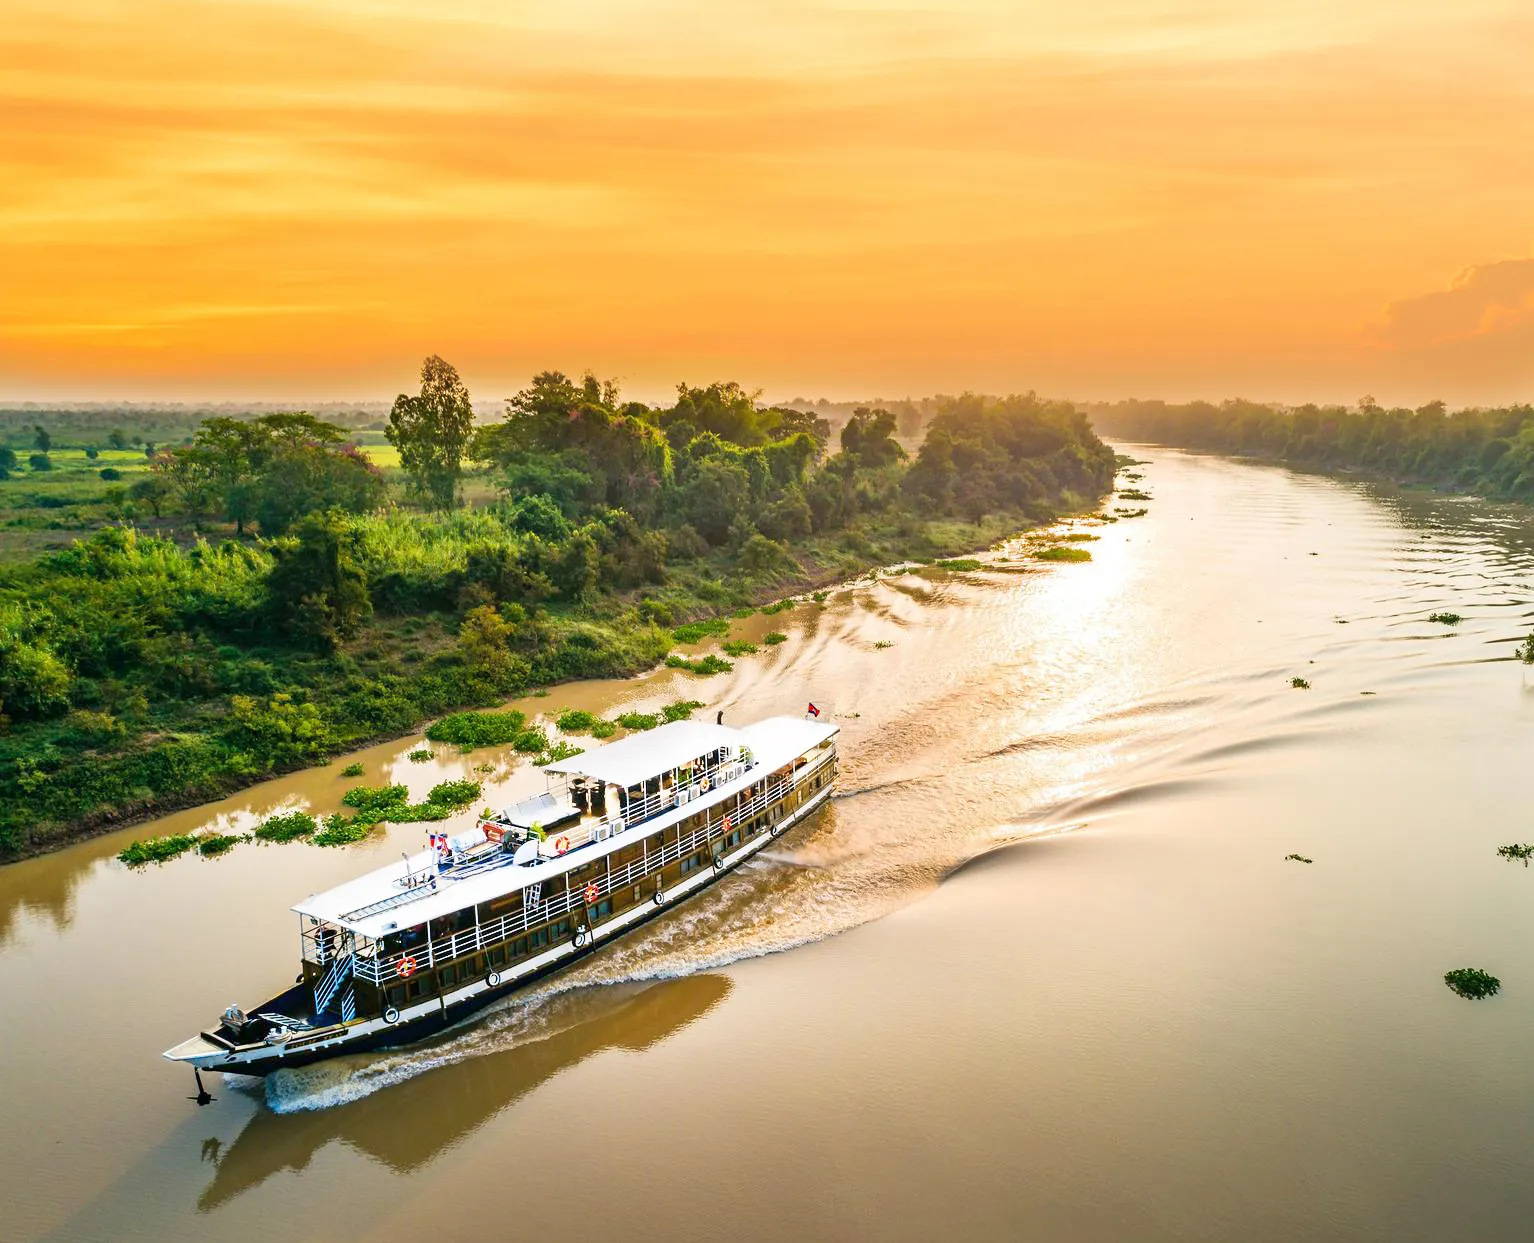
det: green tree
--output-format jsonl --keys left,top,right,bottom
{"left": 265, "top": 510, "right": 372, "bottom": 651}
{"left": 32, "top": 424, "right": 51, "bottom": 453}
{"left": 127, "top": 474, "right": 173, "bottom": 519}
{"left": 0, "top": 447, "right": 16, "bottom": 472}
{"left": 840, "top": 407, "right": 905, "bottom": 467}
{"left": 107, "top": 428, "right": 129, "bottom": 450}
{"left": 388, "top": 355, "right": 475, "bottom": 509}
{"left": 458, "top": 604, "right": 528, "bottom": 688}
{"left": 29, "top": 453, "right": 52, "bottom": 472}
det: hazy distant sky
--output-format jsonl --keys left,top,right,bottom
{"left": 4, "top": 1, "right": 1531, "bottom": 406}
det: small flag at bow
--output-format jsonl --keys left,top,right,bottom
{"left": 806, "top": 702, "right": 821, "bottom": 718}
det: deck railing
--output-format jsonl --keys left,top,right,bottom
{"left": 353, "top": 748, "right": 834, "bottom": 987}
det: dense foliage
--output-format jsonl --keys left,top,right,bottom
{"left": 0, "top": 366, "right": 1114, "bottom": 858}
{"left": 1093, "top": 398, "right": 1534, "bottom": 501}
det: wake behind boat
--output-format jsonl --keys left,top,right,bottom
{"left": 164, "top": 712, "right": 838, "bottom": 1086}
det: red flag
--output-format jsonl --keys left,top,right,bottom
{"left": 806, "top": 702, "right": 821, "bottom": 718}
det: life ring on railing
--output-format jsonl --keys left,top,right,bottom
{"left": 383, "top": 1006, "right": 400, "bottom": 1024}
{"left": 486, "top": 970, "right": 501, "bottom": 988}
{"left": 653, "top": 887, "right": 665, "bottom": 906}
{"left": 713, "top": 853, "right": 725, "bottom": 871}
{"left": 722, "top": 815, "right": 732, "bottom": 831}
{"left": 574, "top": 926, "right": 590, "bottom": 949}
{"left": 554, "top": 835, "right": 570, "bottom": 855}
{"left": 700, "top": 776, "right": 710, "bottom": 791}
{"left": 583, "top": 881, "right": 599, "bottom": 905}
{"left": 395, "top": 956, "right": 418, "bottom": 979}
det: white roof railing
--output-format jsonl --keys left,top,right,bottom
{"left": 542, "top": 719, "right": 742, "bottom": 787}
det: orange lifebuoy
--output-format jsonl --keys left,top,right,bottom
{"left": 554, "top": 835, "right": 570, "bottom": 854}
{"left": 584, "top": 881, "right": 599, "bottom": 904}
{"left": 722, "top": 815, "right": 732, "bottom": 831}
{"left": 396, "top": 955, "right": 418, "bottom": 979}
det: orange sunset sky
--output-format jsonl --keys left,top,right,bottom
{"left": 3, "top": 0, "right": 1532, "bottom": 406}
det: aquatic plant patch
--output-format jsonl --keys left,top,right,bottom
{"left": 254, "top": 810, "right": 319, "bottom": 842}
{"left": 760, "top": 599, "right": 795, "bottom": 615}
{"left": 1496, "top": 843, "right": 1534, "bottom": 865}
{"left": 1034, "top": 545, "right": 1091, "bottom": 562}
{"left": 1284, "top": 853, "right": 1313, "bottom": 864}
{"left": 934, "top": 558, "right": 986, "bottom": 571}
{"left": 555, "top": 709, "right": 599, "bottom": 733}
{"left": 1291, "top": 677, "right": 1311, "bottom": 689}
{"left": 873, "top": 640, "right": 894, "bottom": 649}
{"left": 196, "top": 832, "right": 243, "bottom": 856}
{"left": 407, "top": 748, "right": 434, "bottom": 762}
{"left": 535, "top": 741, "right": 585, "bottom": 766}
{"left": 512, "top": 726, "right": 548, "bottom": 753}
{"left": 118, "top": 833, "right": 199, "bottom": 866}
{"left": 340, "top": 762, "right": 366, "bottom": 777}
{"left": 1118, "top": 489, "right": 1152, "bottom": 501}
{"left": 661, "top": 699, "right": 705, "bottom": 722}
{"left": 722, "top": 640, "right": 758, "bottom": 656}
{"left": 590, "top": 719, "right": 618, "bottom": 739}
{"left": 427, "top": 779, "right": 481, "bottom": 808}
{"left": 1444, "top": 967, "right": 1500, "bottom": 1000}
{"left": 1428, "top": 612, "right": 1462, "bottom": 625}
{"left": 313, "top": 815, "right": 373, "bottom": 847}
{"left": 671, "top": 618, "right": 731, "bottom": 644}
{"left": 665, "top": 653, "right": 733, "bottom": 675}
{"left": 616, "top": 712, "right": 659, "bottom": 731}
{"left": 763, "top": 632, "right": 787, "bottom": 645}
{"left": 425, "top": 710, "right": 528, "bottom": 749}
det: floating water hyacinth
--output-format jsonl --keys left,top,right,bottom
{"left": 1284, "top": 853, "right": 1313, "bottom": 864}
{"left": 1496, "top": 843, "right": 1534, "bottom": 866}
{"left": 1444, "top": 968, "right": 1500, "bottom": 1000}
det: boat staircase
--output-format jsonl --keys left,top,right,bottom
{"left": 312, "top": 950, "right": 357, "bottom": 1025}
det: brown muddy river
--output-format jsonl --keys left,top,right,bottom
{"left": 6, "top": 447, "right": 1534, "bottom": 1242}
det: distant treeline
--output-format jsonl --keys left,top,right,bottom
{"left": 1092, "top": 398, "right": 1534, "bottom": 501}
{"left": 0, "top": 361, "right": 1114, "bottom": 856}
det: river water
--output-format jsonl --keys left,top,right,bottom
{"left": 5, "top": 447, "right": 1534, "bottom": 1242}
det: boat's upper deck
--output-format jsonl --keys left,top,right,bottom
{"left": 292, "top": 715, "right": 837, "bottom": 939}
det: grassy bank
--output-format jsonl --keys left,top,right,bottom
{"left": 1, "top": 373, "right": 1116, "bottom": 860}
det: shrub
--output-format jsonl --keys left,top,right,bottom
{"left": 62, "top": 708, "right": 126, "bottom": 746}
{"left": 1496, "top": 843, "right": 1534, "bottom": 865}
{"left": 118, "top": 833, "right": 198, "bottom": 866}
{"left": 426, "top": 710, "right": 527, "bottom": 748}
{"left": 254, "top": 810, "right": 319, "bottom": 842}
{"left": 29, "top": 453, "right": 52, "bottom": 471}
{"left": 99, "top": 467, "right": 122, "bottom": 481}
{"left": 1444, "top": 968, "right": 1500, "bottom": 1000}
{"left": 616, "top": 711, "right": 659, "bottom": 731}
{"left": 555, "top": 708, "right": 599, "bottom": 733}
{"left": 662, "top": 699, "right": 704, "bottom": 722}
{"left": 341, "top": 761, "right": 365, "bottom": 777}
{"left": 763, "top": 632, "right": 787, "bottom": 645}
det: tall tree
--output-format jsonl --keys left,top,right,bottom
{"left": 388, "top": 355, "right": 474, "bottom": 509}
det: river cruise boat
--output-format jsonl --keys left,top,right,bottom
{"left": 164, "top": 713, "right": 838, "bottom": 1080}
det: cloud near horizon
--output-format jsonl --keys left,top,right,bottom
{"left": 3, "top": 0, "right": 1534, "bottom": 406}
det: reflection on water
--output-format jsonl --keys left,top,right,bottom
{"left": 201, "top": 975, "right": 730, "bottom": 1210}
{"left": 11, "top": 449, "right": 1534, "bottom": 1242}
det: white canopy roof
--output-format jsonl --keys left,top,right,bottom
{"left": 543, "top": 719, "right": 741, "bottom": 788}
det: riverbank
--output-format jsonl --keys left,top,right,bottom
{"left": 0, "top": 504, "right": 1098, "bottom": 863}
